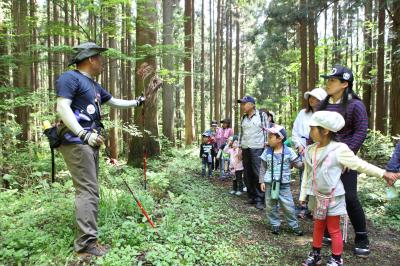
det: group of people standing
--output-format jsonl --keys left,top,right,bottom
{"left": 200, "top": 64, "right": 400, "bottom": 266}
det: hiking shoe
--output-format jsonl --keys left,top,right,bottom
{"left": 229, "top": 190, "right": 236, "bottom": 195}
{"left": 354, "top": 239, "right": 370, "bottom": 258}
{"left": 323, "top": 237, "right": 332, "bottom": 246}
{"left": 293, "top": 227, "right": 304, "bottom": 236}
{"left": 326, "top": 256, "right": 343, "bottom": 266}
{"left": 77, "top": 241, "right": 110, "bottom": 257}
{"left": 271, "top": 226, "right": 280, "bottom": 235}
{"left": 235, "top": 191, "right": 243, "bottom": 196}
{"left": 255, "top": 202, "right": 265, "bottom": 210}
{"left": 302, "top": 251, "right": 322, "bottom": 266}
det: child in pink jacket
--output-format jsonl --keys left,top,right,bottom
{"left": 224, "top": 136, "right": 244, "bottom": 196}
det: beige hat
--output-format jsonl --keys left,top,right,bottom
{"left": 309, "top": 111, "right": 345, "bottom": 133}
{"left": 304, "top": 88, "right": 328, "bottom": 101}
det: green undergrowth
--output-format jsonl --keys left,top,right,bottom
{"left": 358, "top": 173, "right": 400, "bottom": 231}
{"left": 0, "top": 147, "right": 282, "bottom": 265}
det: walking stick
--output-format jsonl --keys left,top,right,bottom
{"left": 123, "top": 180, "right": 158, "bottom": 233}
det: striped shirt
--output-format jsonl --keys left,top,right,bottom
{"left": 321, "top": 98, "right": 368, "bottom": 154}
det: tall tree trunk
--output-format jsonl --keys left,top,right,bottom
{"left": 162, "top": 0, "right": 177, "bottom": 142}
{"left": 184, "top": 0, "right": 195, "bottom": 145}
{"left": 53, "top": 1, "right": 61, "bottom": 80}
{"left": 363, "top": 0, "right": 373, "bottom": 127}
{"left": 234, "top": 8, "right": 240, "bottom": 133}
{"left": 214, "top": 0, "right": 221, "bottom": 121}
{"left": 219, "top": 0, "right": 224, "bottom": 118}
{"left": 299, "top": 0, "right": 308, "bottom": 108}
{"left": 108, "top": 6, "right": 118, "bottom": 159}
{"left": 332, "top": 1, "right": 339, "bottom": 63}
{"left": 209, "top": 0, "right": 213, "bottom": 124}
{"left": 239, "top": 62, "right": 244, "bottom": 118}
{"left": 47, "top": 0, "right": 52, "bottom": 94}
{"left": 324, "top": 8, "right": 328, "bottom": 74}
{"left": 390, "top": 2, "right": 400, "bottom": 136}
{"left": 308, "top": 7, "right": 316, "bottom": 90}
{"left": 375, "top": 0, "right": 385, "bottom": 132}
{"left": 128, "top": 0, "right": 160, "bottom": 166}
{"left": 13, "top": 0, "right": 30, "bottom": 141}
{"left": 200, "top": 0, "right": 205, "bottom": 133}
{"left": 225, "top": 0, "right": 232, "bottom": 121}
{"left": 0, "top": 24, "right": 9, "bottom": 124}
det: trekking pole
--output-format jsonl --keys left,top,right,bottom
{"left": 123, "top": 180, "right": 158, "bottom": 234}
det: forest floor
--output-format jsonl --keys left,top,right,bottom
{"left": 1, "top": 148, "right": 400, "bottom": 265}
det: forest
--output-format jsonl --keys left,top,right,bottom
{"left": 1, "top": 0, "right": 400, "bottom": 265}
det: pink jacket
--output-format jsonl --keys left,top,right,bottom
{"left": 225, "top": 147, "right": 244, "bottom": 172}
{"left": 215, "top": 127, "right": 234, "bottom": 149}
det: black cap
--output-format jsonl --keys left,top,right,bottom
{"left": 321, "top": 64, "right": 353, "bottom": 83}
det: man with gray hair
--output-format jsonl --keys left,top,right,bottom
{"left": 56, "top": 42, "right": 144, "bottom": 257}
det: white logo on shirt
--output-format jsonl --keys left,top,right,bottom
{"left": 86, "top": 104, "right": 96, "bottom": 115}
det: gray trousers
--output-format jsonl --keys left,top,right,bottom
{"left": 59, "top": 144, "right": 99, "bottom": 252}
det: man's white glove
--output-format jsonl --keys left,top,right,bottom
{"left": 136, "top": 95, "right": 146, "bottom": 106}
{"left": 78, "top": 130, "right": 104, "bottom": 147}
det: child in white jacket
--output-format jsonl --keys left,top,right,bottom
{"left": 300, "top": 111, "right": 398, "bottom": 266}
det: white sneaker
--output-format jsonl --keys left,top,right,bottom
{"left": 229, "top": 190, "right": 236, "bottom": 195}
{"left": 235, "top": 191, "right": 243, "bottom": 196}
{"left": 243, "top": 187, "right": 247, "bottom": 192}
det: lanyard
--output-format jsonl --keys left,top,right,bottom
{"left": 271, "top": 146, "right": 285, "bottom": 183}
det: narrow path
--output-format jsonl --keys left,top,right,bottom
{"left": 204, "top": 173, "right": 400, "bottom": 265}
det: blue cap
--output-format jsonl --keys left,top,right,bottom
{"left": 321, "top": 64, "right": 354, "bottom": 83}
{"left": 237, "top": 95, "right": 256, "bottom": 104}
{"left": 202, "top": 131, "right": 211, "bottom": 137}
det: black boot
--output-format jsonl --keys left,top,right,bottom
{"left": 354, "top": 232, "right": 370, "bottom": 258}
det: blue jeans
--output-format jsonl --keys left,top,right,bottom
{"left": 265, "top": 183, "right": 299, "bottom": 229}
{"left": 202, "top": 158, "right": 212, "bottom": 177}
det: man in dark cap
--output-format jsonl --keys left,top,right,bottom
{"left": 56, "top": 42, "right": 145, "bottom": 257}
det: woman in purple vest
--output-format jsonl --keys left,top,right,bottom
{"left": 318, "top": 65, "right": 370, "bottom": 257}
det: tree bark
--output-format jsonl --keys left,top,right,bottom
{"left": 225, "top": 0, "right": 232, "bottom": 121}
{"left": 234, "top": 8, "right": 240, "bottom": 133}
{"left": 200, "top": 0, "right": 205, "bottom": 133}
{"left": 363, "top": 0, "right": 373, "bottom": 127}
{"left": 107, "top": 6, "right": 119, "bottom": 159}
{"left": 391, "top": 2, "right": 400, "bottom": 136}
{"left": 214, "top": 0, "right": 221, "bottom": 121}
{"left": 13, "top": 0, "right": 31, "bottom": 141}
{"left": 128, "top": 0, "right": 160, "bottom": 167}
{"left": 184, "top": 0, "right": 195, "bottom": 145}
{"left": 299, "top": 0, "right": 308, "bottom": 108}
{"left": 332, "top": 1, "right": 339, "bottom": 63}
{"left": 209, "top": 0, "right": 213, "bottom": 126}
{"left": 308, "top": 7, "right": 316, "bottom": 91}
{"left": 162, "top": 0, "right": 177, "bottom": 142}
{"left": 375, "top": 0, "right": 385, "bottom": 132}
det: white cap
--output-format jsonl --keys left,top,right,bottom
{"left": 304, "top": 88, "right": 328, "bottom": 101}
{"left": 309, "top": 111, "right": 345, "bottom": 133}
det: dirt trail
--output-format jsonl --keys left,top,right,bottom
{"left": 209, "top": 176, "right": 400, "bottom": 265}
